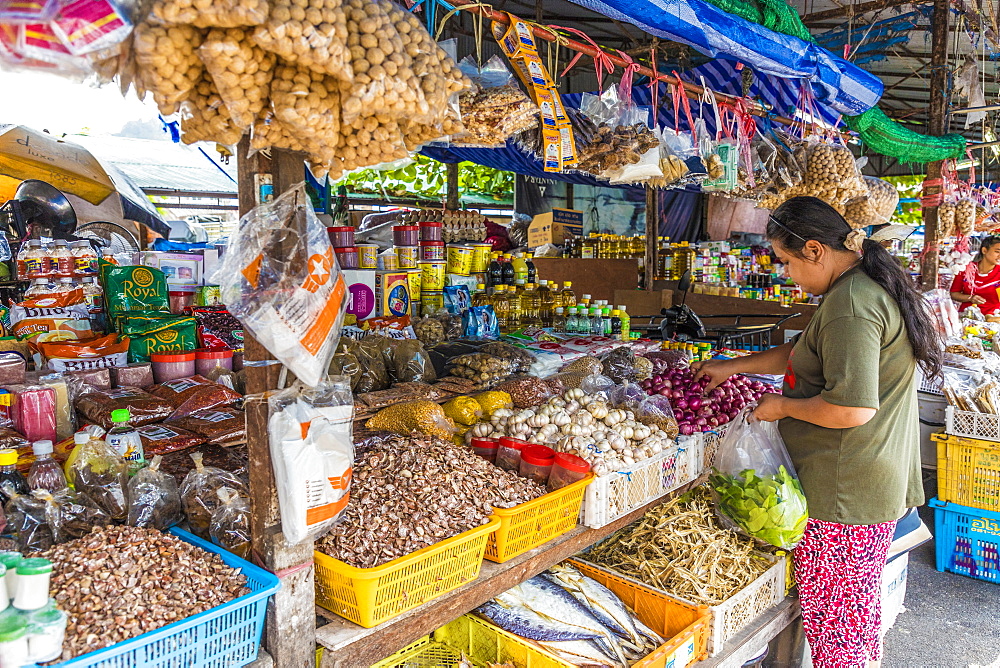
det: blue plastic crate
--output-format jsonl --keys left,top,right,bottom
{"left": 39, "top": 527, "right": 280, "bottom": 668}
{"left": 930, "top": 497, "right": 1000, "bottom": 584}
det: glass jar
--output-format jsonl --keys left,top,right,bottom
{"left": 419, "top": 222, "right": 443, "bottom": 242}
{"left": 393, "top": 225, "right": 419, "bottom": 246}
{"left": 150, "top": 351, "right": 196, "bottom": 383}
{"left": 195, "top": 348, "right": 234, "bottom": 376}
{"left": 518, "top": 444, "right": 555, "bottom": 486}
{"left": 419, "top": 241, "right": 446, "bottom": 261}
{"left": 470, "top": 437, "right": 499, "bottom": 463}
{"left": 549, "top": 453, "right": 591, "bottom": 490}
{"left": 334, "top": 246, "right": 359, "bottom": 269}
{"left": 495, "top": 437, "right": 527, "bottom": 471}
{"left": 327, "top": 226, "right": 355, "bottom": 248}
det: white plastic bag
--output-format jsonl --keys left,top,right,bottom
{"left": 268, "top": 377, "right": 354, "bottom": 546}
{"left": 708, "top": 405, "right": 808, "bottom": 549}
{"left": 211, "top": 183, "right": 348, "bottom": 387}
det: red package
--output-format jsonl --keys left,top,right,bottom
{"left": 10, "top": 385, "right": 56, "bottom": 443}
{"left": 148, "top": 375, "right": 241, "bottom": 419}
{"left": 75, "top": 387, "right": 174, "bottom": 429}
{"left": 136, "top": 424, "right": 207, "bottom": 457}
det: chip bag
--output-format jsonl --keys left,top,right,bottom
{"left": 210, "top": 183, "right": 347, "bottom": 387}
{"left": 102, "top": 263, "right": 170, "bottom": 319}
{"left": 33, "top": 333, "right": 130, "bottom": 372}
{"left": 117, "top": 314, "right": 197, "bottom": 363}
{"left": 708, "top": 405, "right": 809, "bottom": 549}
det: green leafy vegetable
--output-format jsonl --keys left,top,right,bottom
{"left": 708, "top": 465, "right": 809, "bottom": 549}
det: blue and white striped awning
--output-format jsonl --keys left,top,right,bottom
{"left": 565, "top": 0, "right": 883, "bottom": 116}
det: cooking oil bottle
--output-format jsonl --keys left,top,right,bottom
{"left": 553, "top": 307, "right": 566, "bottom": 332}
{"left": 509, "top": 280, "right": 525, "bottom": 328}
{"left": 560, "top": 281, "right": 576, "bottom": 309}
{"left": 658, "top": 238, "right": 674, "bottom": 279}
{"left": 671, "top": 241, "right": 696, "bottom": 280}
{"left": 537, "top": 280, "right": 556, "bottom": 327}
{"left": 491, "top": 285, "right": 511, "bottom": 333}
{"left": 472, "top": 283, "right": 490, "bottom": 307}
{"left": 520, "top": 282, "right": 541, "bottom": 327}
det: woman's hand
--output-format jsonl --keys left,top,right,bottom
{"left": 752, "top": 393, "right": 788, "bottom": 422}
{"left": 971, "top": 294, "right": 987, "bottom": 305}
{"left": 690, "top": 358, "right": 736, "bottom": 392}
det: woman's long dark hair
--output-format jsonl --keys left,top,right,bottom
{"left": 768, "top": 196, "right": 943, "bottom": 377}
{"left": 973, "top": 236, "right": 1000, "bottom": 264}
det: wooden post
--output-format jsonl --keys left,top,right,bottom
{"left": 644, "top": 187, "right": 658, "bottom": 291}
{"left": 921, "top": 0, "right": 949, "bottom": 291}
{"left": 445, "top": 162, "right": 460, "bottom": 210}
{"left": 236, "top": 138, "right": 317, "bottom": 668}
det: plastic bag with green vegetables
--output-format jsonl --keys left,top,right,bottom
{"left": 708, "top": 405, "right": 808, "bottom": 549}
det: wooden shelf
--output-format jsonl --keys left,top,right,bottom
{"left": 315, "top": 481, "right": 703, "bottom": 667}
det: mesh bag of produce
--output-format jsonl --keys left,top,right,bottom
{"left": 199, "top": 28, "right": 275, "bottom": 129}
{"left": 133, "top": 22, "right": 206, "bottom": 115}
{"left": 708, "top": 405, "right": 808, "bottom": 549}
{"left": 251, "top": 0, "right": 351, "bottom": 82}
{"left": 150, "top": 0, "right": 268, "bottom": 28}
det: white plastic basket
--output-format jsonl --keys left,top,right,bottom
{"left": 918, "top": 371, "right": 943, "bottom": 395}
{"left": 701, "top": 423, "right": 730, "bottom": 471}
{"left": 579, "top": 552, "right": 785, "bottom": 657}
{"left": 945, "top": 405, "right": 1000, "bottom": 442}
{"left": 676, "top": 434, "right": 704, "bottom": 486}
{"left": 581, "top": 446, "right": 679, "bottom": 530}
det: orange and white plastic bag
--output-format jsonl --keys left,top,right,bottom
{"left": 268, "top": 377, "right": 353, "bottom": 546}
{"left": 210, "top": 183, "right": 347, "bottom": 387}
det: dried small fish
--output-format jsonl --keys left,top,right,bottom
{"left": 582, "top": 487, "right": 769, "bottom": 606}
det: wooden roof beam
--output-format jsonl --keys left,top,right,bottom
{"left": 802, "top": 0, "right": 926, "bottom": 24}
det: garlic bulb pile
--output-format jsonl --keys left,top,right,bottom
{"left": 466, "top": 388, "right": 674, "bottom": 476}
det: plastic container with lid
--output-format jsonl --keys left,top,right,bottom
{"left": 470, "top": 438, "right": 499, "bottom": 463}
{"left": 0, "top": 554, "right": 21, "bottom": 602}
{"left": 168, "top": 285, "right": 197, "bottom": 315}
{"left": 395, "top": 245, "right": 418, "bottom": 269}
{"left": 446, "top": 244, "right": 473, "bottom": 276}
{"left": 334, "top": 246, "right": 359, "bottom": 269}
{"left": 195, "top": 348, "right": 234, "bottom": 376}
{"left": 393, "top": 225, "right": 419, "bottom": 247}
{"left": 13, "top": 558, "right": 51, "bottom": 611}
{"left": 356, "top": 243, "right": 379, "bottom": 269}
{"left": 0, "top": 565, "right": 7, "bottom": 612}
{"left": 327, "top": 226, "right": 355, "bottom": 248}
{"left": 495, "top": 437, "right": 527, "bottom": 472}
{"left": 26, "top": 603, "right": 65, "bottom": 663}
{"left": 519, "top": 444, "right": 555, "bottom": 486}
{"left": 419, "top": 221, "right": 443, "bottom": 241}
{"left": 419, "top": 240, "right": 446, "bottom": 261}
{"left": 0, "top": 613, "right": 27, "bottom": 667}
{"left": 548, "top": 453, "right": 591, "bottom": 491}
{"left": 150, "top": 351, "right": 196, "bottom": 383}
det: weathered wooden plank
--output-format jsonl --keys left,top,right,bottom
{"left": 316, "top": 479, "right": 704, "bottom": 668}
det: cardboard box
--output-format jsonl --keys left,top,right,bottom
{"left": 343, "top": 270, "right": 377, "bottom": 321}
{"left": 374, "top": 271, "right": 410, "bottom": 317}
{"left": 137, "top": 251, "right": 203, "bottom": 286}
{"left": 527, "top": 208, "right": 583, "bottom": 249}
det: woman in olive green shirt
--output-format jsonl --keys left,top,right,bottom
{"left": 694, "top": 197, "right": 941, "bottom": 668}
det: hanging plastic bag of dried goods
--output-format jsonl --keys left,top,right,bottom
{"left": 708, "top": 405, "right": 808, "bottom": 549}
{"left": 180, "top": 451, "right": 248, "bottom": 539}
{"left": 5, "top": 489, "right": 53, "bottom": 552}
{"left": 45, "top": 487, "right": 112, "bottom": 544}
{"left": 68, "top": 432, "right": 129, "bottom": 522}
{"left": 127, "top": 455, "right": 184, "bottom": 530}
{"left": 454, "top": 54, "right": 538, "bottom": 147}
{"left": 210, "top": 487, "right": 250, "bottom": 558}
{"left": 268, "top": 377, "right": 353, "bottom": 546}
{"left": 210, "top": 183, "right": 348, "bottom": 388}
{"left": 151, "top": 0, "right": 268, "bottom": 28}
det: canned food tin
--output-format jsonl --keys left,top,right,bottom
{"left": 395, "top": 245, "right": 419, "bottom": 269}
{"left": 470, "top": 243, "right": 492, "bottom": 273}
{"left": 422, "top": 291, "right": 444, "bottom": 315}
{"left": 419, "top": 240, "right": 446, "bottom": 261}
{"left": 378, "top": 251, "right": 398, "bottom": 271}
{"left": 356, "top": 243, "right": 379, "bottom": 269}
{"left": 446, "top": 244, "right": 473, "bottom": 276}
{"left": 405, "top": 269, "right": 421, "bottom": 302}
{"left": 419, "top": 260, "right": 446, "bottom": 291}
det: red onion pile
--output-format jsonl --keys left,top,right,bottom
{"left": 639, "top": 367, "right": 780, "bottom": 435}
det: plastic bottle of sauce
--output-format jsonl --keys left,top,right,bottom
{"left": 610, "top": 310, "right": 623, "bottom": 339}
{"left": 0, "top": 450, "right": 28, "bottom": 505}
{"left": 589, "top": 307, "right": 604, "bottom": 336}
{"left": 23, "top": 241, "right": 48, "bottom": 280}
{"left": 105, "top": 409, "right": 145, "bottom": 476}
{"left": 526, "top": 256, "right": 537, "bottom": 283}
{"left": 50, "top": 240, "right": 73, "bottom": 278}
{"left": 26, "top": 440, "right": 66, "bottom": 492}
{"left": 487, "top": 254, "right": 503, "bottom": 290}
{"left": 511, "top": 253, "right": 529, "bottom": 284}
{"left": 501, "top": 254, "right": 515, "bottom": 286}
{"left": 601, "top": 307, "right": 612, "bottom": 336}
{"left": 553, "top": 307, "right": 566, "bottom": 332}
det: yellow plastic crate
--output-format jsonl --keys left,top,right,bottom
{"left": 314, "top": 517, "right": 501, "bottom": 628}
{"left": 485, "top": 474, "right": 593, "bottom": 563}
{"left": 934, "top": 432, "right": 1000, "bottom": 511}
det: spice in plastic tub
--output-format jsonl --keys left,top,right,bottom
{"left": 419, "top": 221, "right": 443, "bottom": 242}
{"left": 519, "top": 444, "right": 555, "bottom": 486}
{"left": 334, "top": 246, "right": 359, "bottom": 270}
{"left": 0, "top": 614, "right": 27, "bottom": 667}
{"left": 495, "top": 436, "right": 527, "bottom": 472}
{"left": 470, "top": 437, "right": 499, "bottom": 463}
{"left": 356, "top": 244, "right": 379, "bottom": 269}
{"left": 549, "top": 452, "right": 591, "bottom": 491}
{"left": 393, "top": 225, "right": 419, "bottom": 246}
{"left": 395, "top": 245, "right": 418, "bottom": 269}
{"left": 419, "top": 240, "right": 446, "bottom": 261}
{"left": 195, "top": 348, "right": 234, "bottom": 376}
{"left": 26, "top": 603, "right": 65, "bottom": 662}
{"left": 447, "top": 244, "right": 473, "bottom": 276}
{"left": 0, "top": 553, "right": 22, "bottom": 600}
{"left": 150, "top": 351, "right": 196, "bottom": 384}
{"left": 327, "top": 226, "right": 355, "bottom": 248}
{"left": 167, "top": 286, "right": 197, "bottom": 315}
{"left": 13, "top": 558, "right": 51, "bottom": 611}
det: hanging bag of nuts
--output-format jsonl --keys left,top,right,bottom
{"left": 69, "top": 433, "right": 129, "bottom": 522}
{"left": 198, "top": 28, "right": 276, "bottom": 129}
{"left": 180, "top": 451, "right": 248, "bottom": 539}
{"left": 127, "top": 455, "right": 185, "bottom": 530}
{"left": 133, "top": 22, "right": 207, "bottom": 115}
{"left": 251, "top": 0, "right": 352, "bottom": 82}
{"left": 210, "top": 487, "right": 250, "bottom": 558}
{"left": 150, "top": 0, "right": 268, "bottom": 28}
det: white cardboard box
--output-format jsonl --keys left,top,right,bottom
{"left": 343, "top": 269, "right": 377, "bottom": 321}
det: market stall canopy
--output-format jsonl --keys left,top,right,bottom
{"left": 563, "top": 0, "right": 883, "bottom": 116}
{"left": 0, "top": 125, "right": 116, "bottom": 205}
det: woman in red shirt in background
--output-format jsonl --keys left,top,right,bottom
{"left": 951, "top": 236, "right": 1000, "bottom": 315}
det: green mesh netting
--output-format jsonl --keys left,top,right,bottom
{"left": 701, "top": 0, "right": 967, "bottom": 163}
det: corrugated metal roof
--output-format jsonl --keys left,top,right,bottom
{"left": 69, "top": 135, "right": 238, "bottom": 195}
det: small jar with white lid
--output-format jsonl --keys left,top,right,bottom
{"left": 13, "top": 558, "right": 51, "bottom": 612}
{"left": 0, "top": 613, "right": 28, "bottom": 668}
{"left": 0, "top": 554, "right": 21, "bottom": 603}
{"left": 26, "top": 602, "right": 66, "bottom": 663}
